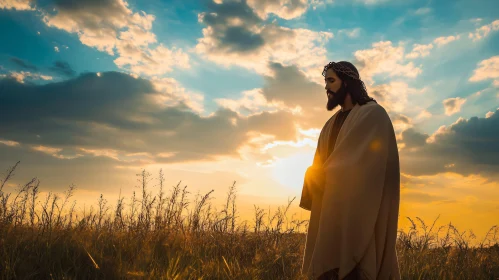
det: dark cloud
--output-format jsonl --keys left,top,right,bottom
{"left": 399, "top": 110, "right": 499, "bottom": 178}
{"left": 222, "top": 26, "right": 265, "bottom": 52}
{"left": 198, "top": 0, "right": 265, "bottom": 54}
{"left": 50, "top": 61, "right": 76, "bottom": 76}
{"left": 259, "top": 62, "right": 333, "bottom": 129}
{"left": 10, "top": 57, "right": 38, "bottom": 71}
{"left": 392, "top": 114, "right": 411, "bottom": 124}
{"left": 44, "top": 0, "right": 132, "bottom": 24}
{"left": 262, "top": 62, "right": 323, "bottom": 108}
{"left": 0, "top": 143, "right": 132, "bottom": 192}
{"left": 401, "top": 128, "right": 429, "bottom": 148}
{"left": 0, "top": 71, "right": 298, "bottom": 163}
{"left": 0, "top": 143, "right": 248, "bottom": 195}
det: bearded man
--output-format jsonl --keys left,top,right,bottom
{"left": 300, "top": 61, "right": 401, "bottom": 280}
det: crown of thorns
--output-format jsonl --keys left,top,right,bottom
{"left": 322, "top": 61, "right": 361, "bottom": 81}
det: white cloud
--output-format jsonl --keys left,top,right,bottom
{"left": 406, "top": 43, "right": 433, "bottom": 59}
{"left": 468, "top": 19, "right": 499, "bottom": 41}
{"left": 443, "top": 97, "right": 466, "bottom": 116}
{"left": 0, "top": 0, "right": 34, "bottom": 10}
{"left": 354, "top": 41, "right": 422, "bottom": 82}
{"left": 338, "top": 27, "right": 361, "bottom": 38}
{"left": 416, "top": 109, "right": 432, "bottom": 120}
{"left": 433, "top": 35, "right": 461, "bottom": 47}
{"left": 470, "top": 18, "right": 483, "bottom": 25}
{"left": 54, "top": 46, "right": 60, "bottom": 52}
{"left": 247, "top": 0, "right": 308, "bottom": 20}
{"left": 414, "top": 7, "right": 431, "bottom": 16}
{"left": 115, "top": 43, "right": 190, "bottom": 76}
{"left": 41, "top": 0, "right": 189, "bottom": 76}
{"left": 368, "top": 81, "right": 423, "bottom": 113}
{"left": 195, "top": 1, "right": 333, "bottom": 80}
{"left": 215, "top": 89, "right": 283, "bottom": 116}
{"left": 4, "top": 71, "right": 53, "bottom": 83}
{"left": 149, "top": 77, "right": 205, "bottom": 114}
{"left": 310, "top": 0, "right": 333, "bottom": 10}
{"left": 469, "top": 56, "right": 499, "bottom": 85}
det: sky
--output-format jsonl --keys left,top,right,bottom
{"left": 0, "top": 0, "right": 498, "bottom": 239}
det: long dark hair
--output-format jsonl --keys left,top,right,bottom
{"left": 323, "top": 61, "right": 376, "bottom": 105}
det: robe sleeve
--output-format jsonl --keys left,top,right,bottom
{"left": 299, "top": 141, "right": 326, "bottom": 211}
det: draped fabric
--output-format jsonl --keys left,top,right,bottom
{"left": 300, "top": 101, "right": 401, "bottom": 280}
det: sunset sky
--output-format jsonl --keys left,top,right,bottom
{"left": 0, "top": 0, "right": 498, "bottom": 238}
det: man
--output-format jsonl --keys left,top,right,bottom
{"left": 300, "top": 61, "right": 401, "bottom": 280}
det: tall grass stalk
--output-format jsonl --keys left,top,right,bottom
{"left": 0, "top": 162, "right": 498, "bottom": 279}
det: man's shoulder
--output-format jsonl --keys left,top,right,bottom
{"left": 359, "top": 101, "right": 388, "bottom": 115}
{"left": 357, "top": 101, "right": 392, "bottom": 124}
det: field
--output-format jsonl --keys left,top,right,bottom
{"left": 1, "top": 162, "right": 498, "bottom": 279}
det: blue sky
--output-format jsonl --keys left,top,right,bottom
{"left": 1, "top": 0, "right": 498, "bottom": 237}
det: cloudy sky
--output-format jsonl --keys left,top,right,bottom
{"left": 1, "top": 0, "right": 498, "bottom": 237}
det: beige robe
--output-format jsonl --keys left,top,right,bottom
{"left": 300, "top": 101, "right": 401, "bottom": 280}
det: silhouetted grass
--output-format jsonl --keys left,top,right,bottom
{"left": 0, "top": 161, "right": 498, "bottom": 279}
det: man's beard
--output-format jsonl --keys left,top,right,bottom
{"left": 326, "top": 83, "right": 347, "bottom": 111}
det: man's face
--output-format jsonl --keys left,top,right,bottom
{"left": 324, "top": 68, "right": 347, "bottom": 111}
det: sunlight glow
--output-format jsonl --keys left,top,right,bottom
{"left": 271, "top": 151, "right": 314, "bottom": 191}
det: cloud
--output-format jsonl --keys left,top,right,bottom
{"left": 390, "top": 113, "right": 412, "bottom": 132}
{"left": 433, "top": 35, "right": 461, "bottom": 47}
{"left": 54, "top": 46, "right": 60, "bottom": 52}
{"left": 0, "top": 0, "right": 34, "bottom": 10}
{"left": 443, "top": 97, "right": 466, "bottom": 116}
{"left": 399, "top": 110, "right": 499, "bottom": 178}
{"left": 403, "top": 34, "right": 462, "bottom": 60}
{"left": 149, "top": 77, "right": 205, "bottom": 114}
{"left": 0, "top": 139, "right": 20, "bottom": 147}
{"left": 338, "top": 27, "right": 361, "bottom": 38}
{"left": 1, "top": 71, "right": 53, "bottom": 83}
{"left": 260, "top": 63, "right": 323, "bottom": 110}
{"left": 50, "top": 61, "right": 76, "bottom": 77}
{"left": 368, "top": 81, "right": 423, "bottom": 113}
{"left": 10, "top": 57, "right": 38, "bottom": 70}
{"left": 0, "top": 71, "right": 299, "bottom": 164}
{"left": 486, "top": 111, "right": 496, "bottom": 118}
{"left": 402, "top": 190, "right": 449, "bottom": 204}
{"left": 354, "top": 0, "right": 391, "bottom": 4}
{"left": 42, "top": 0, "right": 153, "bottom": 54}
{"left": 40, "top": 0, "right": 189, "bottom": 76}
{"left": 406, "top": 43, "right": 433, "bottom": 59}
{"left": 246, "top": 0, "right": 308, "bottom": 20}
{"left": 400, "top": 128, "right": 429, "bottom": 148}
{"left": 469, "top": 56, "right": 499, "bottom": 86}
{"left": 215, "top": 88, "right": 282, "bottom": 116}
{"left": 114, "top": 43, "right": 190, "bottom": 76}
{"left": 195, "top": 0, "right": 333, "bottom": 78}
{"left": 353, "top": 41, "right": 422, "bottom": 82}
{"left": 413, "top": 7, "right": 431, "bottom": 16}
{"left": 468, "top": 19, "right": 499, "bottom": 41}
{"left": 416, "top": 109, "right": 432, "bottom": 120}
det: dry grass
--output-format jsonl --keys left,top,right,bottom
{"left": 0, "top": 161, "right": 498, "bottom": 279}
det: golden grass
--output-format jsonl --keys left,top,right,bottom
{"left": 0, "top": 161, "right": 498, "bottom": 279}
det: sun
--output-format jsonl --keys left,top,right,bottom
{"left": 271, "top": 151, "right": 315, "bottom": 192}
